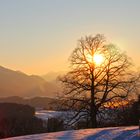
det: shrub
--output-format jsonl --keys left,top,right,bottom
{"left": 47, "top": 117, "right": 64, "bottom": 132}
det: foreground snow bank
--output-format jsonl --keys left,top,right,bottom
{"left": 3, "top": 126, "right": 139, "bottom": 140}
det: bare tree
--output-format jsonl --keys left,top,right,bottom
{"left": 59, "top": 34, "right": 139, "bottom": 128}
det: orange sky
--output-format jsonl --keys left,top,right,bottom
{"left": 0, "top": 0, "right": 140, "bottom": 75}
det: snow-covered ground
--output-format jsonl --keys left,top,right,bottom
{"left": 35, "top": 110, "right": 69, "bottom": 121}
{"left": 3, "top": 126, "right": 140, "bottom": 140}
{"left": 35, "top": 110, "right": 79, "bottom": 125}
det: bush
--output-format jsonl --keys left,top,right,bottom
{"left": 47, "top": 117, "right": 64, "bottom": 132}
{"left": 75, "top": 120, "right": 90, "bottom": 129}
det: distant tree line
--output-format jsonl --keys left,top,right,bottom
{"left": 73, "top": 96, "right": 140, "bottom": 129}
{"left": 0, "top": 103, "right": 47, "bottom": 139}
{"left": 0, "top": 102, "right": 66, "bottom": 139}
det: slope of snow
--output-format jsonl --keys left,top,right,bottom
{"left": 3, "top": 126, "right": 140, "bottom": 140}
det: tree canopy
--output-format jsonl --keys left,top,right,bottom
{"left": 59, "top": 34, "right": 139, "bottom": 128}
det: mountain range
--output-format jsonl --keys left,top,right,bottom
{"left": 0, "top": 66, "right": 60, "bottom": 97}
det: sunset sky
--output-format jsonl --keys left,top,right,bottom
{"left": 0, "top": 0, "right": 140, "bottom": 75}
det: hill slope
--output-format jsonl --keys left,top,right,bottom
{"left": 0, "top": 96, "right": 59, "bottom": 110}
{"left": 4, "top": 126, "right": 139, "bottom": 140}
{"left": 0, "top": 66, "right": 57, "bottom": 97}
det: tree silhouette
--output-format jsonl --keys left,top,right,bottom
{"left": 59, "top": 34, "right": 139, "bottom": 128}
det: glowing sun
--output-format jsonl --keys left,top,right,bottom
{"left": 86, "top": 53, "right": 104, "bottom": 65}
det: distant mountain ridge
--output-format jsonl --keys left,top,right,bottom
{"left": 0, "top": 66, "right": 58, "bottom": 97}
{"left": 0, "top": 96, "right": 59, "bottom": 110}
{"left": 42, "top": 71, "right": 65, "bottom": 82}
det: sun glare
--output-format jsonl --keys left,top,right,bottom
{"left": 86, "top": 54, "right": 104, "bottom": 65}
{"left": 94, "top": 54, "right": 104, "bottom": 65}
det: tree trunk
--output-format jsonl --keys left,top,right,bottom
{"left": 90, "top": 90, "right": 97, "bottom": 128}
{"left": 90, "top": 68, "right": 97, "bottom": 128}
{"left": 90, "top": 109, "right": 97, "bottom": 128}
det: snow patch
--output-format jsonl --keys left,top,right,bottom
{"left": 4, "top": 126, "right": 140, "bottom": 140}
